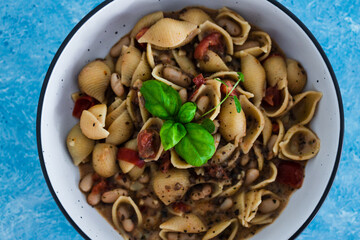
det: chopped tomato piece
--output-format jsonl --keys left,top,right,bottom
{"left": 91, "top": 179, "right": 108, "bottom": 194}
{"left": 194, "top": 32, "right": 223, "bottom": 60}
{"left": 159, "top": 151, "right": 171, "bottom": 173}
{"left": 72, "top": 96, "right": 96, "bottom": 118}
{"left": 272, "top": 122, "right": 279, "bottom": 134}
{"left": 117, "top": 148, "right": 145, "bottom": 168}
{"left": 276, "top": 161, "right": 304, "bottom": 189}
{"left": 172, "top": 202, "right": 191, "bottom": 213}
{"left": 192, "top": 74, "right": 206, "bottom": 88}
{"left": 263, "top": 86, "right": 281, "bottom": 107}
{"left": 135, "top": 27, "right": 149, "bottom": 48}
{"left": 220, "top": 80, "right": 239, "bottom": 96}
{"left": 137, "top": 129, "right": 160, "bottom": 160}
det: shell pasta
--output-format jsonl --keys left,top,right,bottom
{"left": 66, "top": 6, "right": 322, "bottom": 239}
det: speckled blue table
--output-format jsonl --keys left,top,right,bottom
{"left": 0, "top": 0, "right": 359, "bottom": 239}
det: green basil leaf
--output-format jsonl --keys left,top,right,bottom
{"left": 160, "top": 120, "right": 187, "bottom": 150}
{"left": 177, "top": 102, "right": 197, "bottom": 124}
{"left": 237, "top": 72, "right": 245, "bottom": 82}
{"left": 175, "top": 123, "right": 215, "bottom": 167}
{"left": 200, "top": 118, "right": 215, "bottom": 134}
{"left": 233, "top": 95, "right": 242, "bottom": 113}
{"left": 140, "top": 80, "right": 182, "bottom": 119}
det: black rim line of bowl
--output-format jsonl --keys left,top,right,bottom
{"left": 36, "top": 0, "right": 344, "bottom": 239}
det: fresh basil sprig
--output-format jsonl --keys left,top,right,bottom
{"left": 201, "top": 72, "right": 244, "bottom": 117}
{"left": 175, "top": 123, "right": 216, "bottom": 167}
{"left": 140, "top": 80, "right": 182, "bottom": 120}
{"left": 160, "top": 120, "right": 187, "bottom": 150}
{"left": 201, "top": 118, "right": 215, "bottom": 134}
{"left": 140, "top": 80, "right": 215, "bottom": 166}
{"left": 177, "top": 102, "right": 197, "bottom": 124}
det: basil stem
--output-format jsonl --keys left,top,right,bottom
{"left": 200, "top": 77, "right": 241, "bottom": 118}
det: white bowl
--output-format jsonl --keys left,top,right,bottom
{"left": 37, "top": 0, "right": 344, "bottom": 239}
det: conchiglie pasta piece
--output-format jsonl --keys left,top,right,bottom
{"left": 280, "top": 91, "right": 322, "bottom": 129}
{"left": 234, "top": 31, "right": 272, "bottom": 61}
{"left": 253, "top": 143, "right": 264, "bottom": 171}
{"left": 279, "top": 125, "right": 320, "bottom": 160}
{"left": 66, "top": 124, "right": 95, "bottom": 165}
{"left": 240, "top": 51, "right": 266, "bottom": 106}
{"left": 262, "top": 113, "right": 272, "bottom": 146}
{"left": 146, "top": 43, "right": 156, "bottom": 69}
{"left": 262, "top": 87, "right": 291, "bottom": 117}
{"left": 138, "top": 18, "right": 200, "bottom": 49}
{"left": 263, "top": 55, "right": 288, "bottom": 88}
{"left": 216, "top": 9, "right": 251, "bottom": 45}
{"left": 118, "top": 139, "right": 138, "bottom": 174}
{"left": 190, "top": 79, "right": 222, "bottom": 120}
{"left": 207, "top": 71, "right": 254, "bottom": 99}
{"left": 106, "top": 110, "right": 134, "bottom": 145}
{"left": 88, "top": 104, "right": 106, "bottom": 127}
{"left": 130, "top": 11, "right": 164, "bottom": 38}
{"left": 138, "top": 92, "right": 150, "bottom": 125}
{"left": 92, "top": 143, "right": 118, "bottom": 178}
{"left": 80, "top": 110, "right": 109, "bottom": 140}
{"left": 128, "top": 165, "right": 146, "bottom": 181}
{"left": 220, "top": 177, "right": 244, "bottom": 197}
{"left": 286, "top": 58, "right": 307, "bottom": 94}
{"left": 250, "top": 162, "right": 277, "bottom": 190}
{"left": 118, "top": 139, "right": 141, "bottom": 176}
{"left": 78, "top": 60, "right": 111, "bottom": 103}
{"left": 189, "top": 178, "right": 223, "bottom": 200}
{"left": 172, "top": 49, "right": 197, "bottom": 76}
{"left": 112, "top": 196, "right": 143, "bottom": 239}
{"left": 170, "top": 149, "right": 192, "bottom": 169}
{"left": 152, "top": 169, "right": 190, "bottom": 205}
{"left": 105, "top": 101, "right": 127, "bottom": 128}
{"left": 199, "top": 20, "right": 234, "bottom": 55}
{"left": 202, "top": 218, "right": 238, "bottom": 240}
{"left": 160, "top": 214, "right": 207, "bottom": 233}
{"left": 131, "top": 52, "right": 152, "bottom": 86}
{"left": 152, "top": 64, "right": 191, "bottom": 90}
{"left": 138, "top": 117, "right": 164, "bottom": 162}
{"left": 239, "top": 95, "right": 265, "bottom": 154}
{"left": 272, "top": 119, "right": 285, "bottom": 156}
{"left": 198, "top": 50, "right": 229, "bottom": 72}
{"left": 110, "top": 35, "right": 130, "bottom": 58}
{"left": 250, "top": 213, "right": 274, "bottom": 225}
{"left": 103, "top": 54, "right": 115, "bottom": 73}
{"left": 210, "top": 143, "right": 237, "bottom": 164}
{"left": 179, "top": 8, "right": 213, "bottom": 25}
{"left": 126, "top": 89, "right": 144, "bottom": 128}
{"left": 115, "top": 45, "right": 142, "bottom": 87}
{"left": 108, "top": 97, "right": 123, "bottom": 114}
{"left": 218, "top": 97, "right": 246, "bottom": 142}
{"left": 234, "top": 189, "right": 278, "bottom": 227}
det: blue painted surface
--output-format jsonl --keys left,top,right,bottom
{"left": 0, "top": 0, "right": 358, "bottom": 239}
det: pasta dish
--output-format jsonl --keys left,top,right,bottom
{"left": 66, "top": 6, "right": 322, "bottom": 240}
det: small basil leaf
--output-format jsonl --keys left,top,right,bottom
{"left": 200, "top": 118, "right": 215, "bottom": 134}
{"left": 160, "top": 120, "right": 187, "bottom": 151}
{"left": 177, "top": 102, "right": 197, "bottom": 123}
{"left": 237, "top": 72, "right": 245, "bottom": 82}
{"left": 175, "top": 123, "right": 215, "bottom": 167}
{"left": 233, "top": 95, "right": 242, "bottom": 113}
{"left": 140, "top": 80, "right": 182, "bottom": 119}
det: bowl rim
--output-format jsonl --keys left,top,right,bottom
{"left": 36, "top": 0, "right": 344, "bottom": 239}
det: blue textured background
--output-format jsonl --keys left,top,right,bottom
{"left": 0, "top": 0, "right": 358, "bottom": 239}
